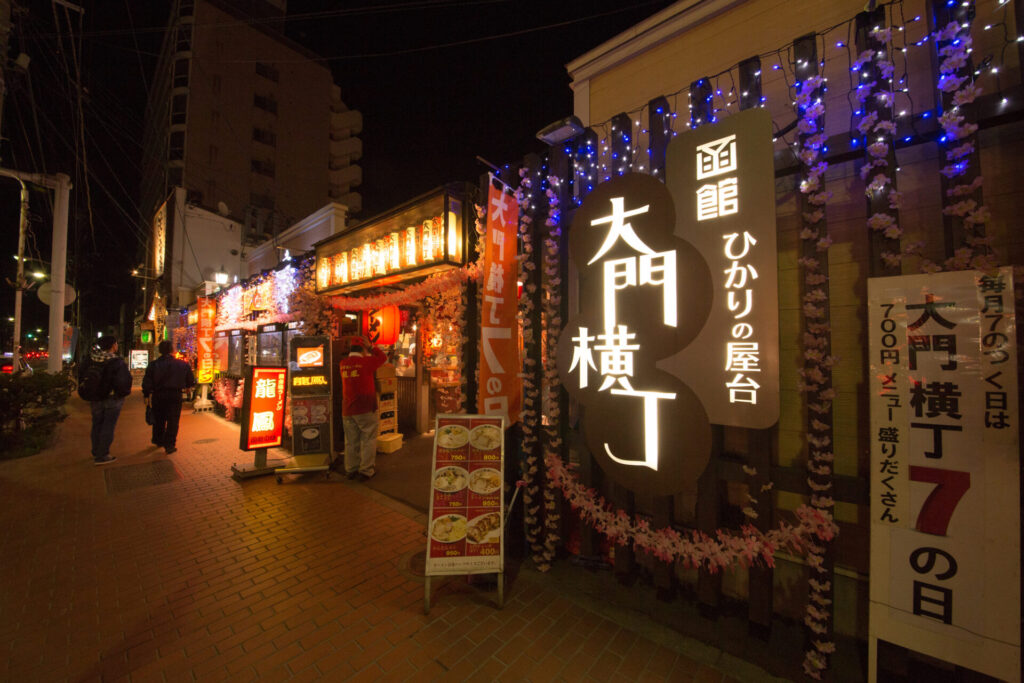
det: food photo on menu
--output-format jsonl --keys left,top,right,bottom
{"left": 436, "top": 423, "right": 469, "bottom": 449}
{"left": 431, "top": 514, "right": 467, "bottom": 544}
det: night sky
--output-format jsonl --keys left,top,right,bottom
{"left": 0, "top": 0, "right": 677, "bottom": 351}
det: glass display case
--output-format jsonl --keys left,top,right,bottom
{"left": 214, "top": 331, "right": 229, "bottom": 374}
{"left": 257, "top": 323, "right": 285, "bottom": 367}
{"left": 228, "top": 330, "right": 244, "bottom": 376}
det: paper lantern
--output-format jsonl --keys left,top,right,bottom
{"left": 363, "top": 305, "right": 400, "bottom": 346}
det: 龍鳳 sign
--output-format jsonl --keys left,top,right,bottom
{"left": 239, "top": 366, "right": 287, "bottom": 450}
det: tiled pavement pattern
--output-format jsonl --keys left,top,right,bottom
{"left": 0, "top": 391, "right": 786, "bottom": 682}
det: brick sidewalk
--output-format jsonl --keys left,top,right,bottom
{"left": 0, "top": 390, "right": 780, "bottom": 681}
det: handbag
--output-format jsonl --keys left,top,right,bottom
{"left": 145, "top": 404, "right": 154, "bottom": 426}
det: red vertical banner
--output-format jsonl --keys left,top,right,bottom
{"left": 478, "top": 183, "right": 520, "bottom": 426}
{"left": 196, "top": 297, "right": 216, "bottom": 384}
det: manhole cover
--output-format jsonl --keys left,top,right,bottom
{"left": 105, "top": 460, "right": 180, "bottom": 494}
{"left": 400, "top": 550, "right": 426, "bottom": 580}
{"left": 194, "top": 438, "right": 218, "bottom": 444}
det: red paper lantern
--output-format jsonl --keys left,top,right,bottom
{"left": 363, "top": 305, "right": 400, "bottom": 346}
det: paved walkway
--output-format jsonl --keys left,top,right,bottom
{"left": 0, "top": 390, "right": 786, "bottom": 681}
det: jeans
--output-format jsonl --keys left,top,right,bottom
{"left": 342, "top": 411, "right": 379, "bottom": 475}
{"left": 90, "top": 396, "right": 125, "bottom": 460}
{"left": 151, "top": 393, "right": 183, "bottom": 448}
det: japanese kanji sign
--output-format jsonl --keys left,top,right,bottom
{"left": 478, "top": 182, "right": 521, "bottom": 427}
{"left": 196, "top": 297, "right": 216, "bottom": 384}
{"left": 868, "top": 269, "right": 1020, "bottom": 681}
{"left": 663, "top": 107, "right": 780, "bottom": 428}
{"left": 557, "top": 173, "right": 714, "bottom": 498}
{"left": 239, "top": 366, "right": 287, "bottom": 450}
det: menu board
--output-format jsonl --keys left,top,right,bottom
{"left": 425, "top": 414, "right": 505, "bottom": 576}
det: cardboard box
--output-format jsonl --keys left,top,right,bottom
{"left": 378, "top": 378, "right": 397, "bottom": 394}
{"left": 377, "top": 433, "right": 403, "bottom": 453}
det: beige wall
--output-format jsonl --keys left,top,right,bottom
{"left": 567, "top": 0, "right": 1024, "bottom": 636}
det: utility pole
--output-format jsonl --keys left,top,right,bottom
{"left": 0, "top": 169, "right": 28, "bottom": 372}
{"left": 0, "top": 0, "right": 11, "bottom": 149}
{"left": 0, "top": 168, "right": 72, "bottom": 374}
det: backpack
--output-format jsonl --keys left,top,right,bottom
{"left": 78, "top": 359, "right": 112, "bottom": 401}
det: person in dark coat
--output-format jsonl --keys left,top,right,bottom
{"left": 142, "top": 340, "right": 196, "bottom": 455}
{"left": 81, "top": 335, "right": 133, "bottom": 465}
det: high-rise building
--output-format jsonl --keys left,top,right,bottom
{"left": 137, "top": 0, "right": 361, "bottom": 342}
{"left": 141, "top": 0, "right": 362, "bottom": 233}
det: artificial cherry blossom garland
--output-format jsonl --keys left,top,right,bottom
{"left": 794, "top": 73, "right": 839, "bottom": 679}
{"left": 853, "top": 28, "right": 907, "bottom": 269}
{"left": 330, "top": 260, "right": 482, "bottom": 311}
{"left": 516, "top": 167, "right": 545, "bottom": 567}
{"left": 924, "top": 20, "right": 994, "bottom": 273}
{"left": 538, "top": 176, "right": 564, "bottom": 570}
{"left": 545, "top": 452, "right": 837, "bottom": 569}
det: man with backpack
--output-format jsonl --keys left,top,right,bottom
{"left": 142, "top": 340, "right": 195, "bottom": 455}
{"left": 78, "top": 335, "right": 133, "bottom": 465}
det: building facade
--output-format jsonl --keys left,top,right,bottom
{"left": 138, "top": 0, "right": 361, "bottom": 324}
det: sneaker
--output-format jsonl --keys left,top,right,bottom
{"left": 355, "top": 472, "right": 373, "bottom": 482}
{"left": 165, "top": 447, "right": 177, "bottom": 455}
{"left": 93, "top": 456, "right": 117, "bottom": 466}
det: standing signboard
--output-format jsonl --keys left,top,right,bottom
{"left": 275, "top": 335, "right": 334, "bottom": 481}
{"left": 867, "top": 268, "right": 1020, "bottom": 682}
{"left": 129, "top": 349, "right": 149, "bottom": 370}
{"left": 424, "top": 413, "right": 505, "bottom": 611}
{"left": 232, "top": 365, "right": 287, "bottom": 479}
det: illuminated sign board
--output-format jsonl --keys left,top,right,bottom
{"left": 296, "top": 346, "right": 324, "bottom": 368}
{"left": 289, "top": 336, "right": 331, "bottom": 397}
{"left": 196, "top": 298, "right": 216, "bottom": 383}
{"left": 140, "top": 330, "right": 153, "bottom": 344}
{"left": 663, "top": 107, "right": 779, "bottom": 428}
{"left": 315, "top": 209, "right": 464, "bottom": 293}
{"left": 129, "top": 349, "right": 149, "bottom": 370}
{"left": 239, "top": 366, "right": 287, "bottom": 450}
{"left": 557, "top": 109, "right": 778, "bottom": 497}
{"left": 153, "top": 199, "right": 168, "bottom": 277}
{"left": 557, "top": 174, "right": 714, "bottom": 497}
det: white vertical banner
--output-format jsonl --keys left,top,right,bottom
{"left": 868, "top": 267, "right": 1020, "bottom": 682}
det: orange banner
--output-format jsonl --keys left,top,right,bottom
{"left": 196, "top": 297, "right": 216, "bottom": 383}
{"left": 477, "top": 183, "right": 520, "bottom": 426}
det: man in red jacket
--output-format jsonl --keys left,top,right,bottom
{"left": 339, "top": 335, "right": 387, "bottom": 481}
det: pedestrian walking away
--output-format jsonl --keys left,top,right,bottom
{"left": 78, "top": 335, "right": 132, "bottom": 465}
{"left": 338, "top": 335, "right": 386, "bottom": 481}
{"left": 142, "top": 340, "right": 196, "bottom": 455}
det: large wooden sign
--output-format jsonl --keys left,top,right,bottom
{"left": 663, "top": 106, "right": 780, "bottom": 428}
{"left": 867, "top": 268, "right": 1020, "bottom": 682}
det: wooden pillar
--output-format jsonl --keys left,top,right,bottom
{"left": 647, "top": 96, "right": 671, "bottom": 179}
{"left": 794, "top": 30, "right": 836, "bottom": 672}
{"left": 737, "top": 53, "right": 775, "bottom": 634}
{"left": 928, "top": 0, "right": 985, "bottom": 259}
{"left": 857, "top": 7, "right": 902, "bottom": 277}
